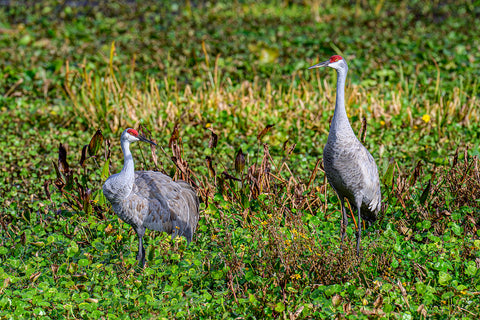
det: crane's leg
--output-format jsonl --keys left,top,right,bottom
{"left": 340, "top": 198, "right": 348, "bottom": 243}
{"left": 136, "top": 227, "right": 146, "bottom": 267}
{"left": 355, "top": 199, "right": 362, "bottom": 256}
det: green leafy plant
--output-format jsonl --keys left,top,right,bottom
{"left": 2, "top": 0, "right": 480, "bottom": 318}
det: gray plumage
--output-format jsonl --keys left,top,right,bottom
{"left": 309, "top": 55, "right": 381, "bottom": 255}
{"left": 103, "top": 128, "right": 199, "bottom": 267}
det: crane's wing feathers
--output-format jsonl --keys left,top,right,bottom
{"left": 132, "top": 171, "right": 199, "bottom": 242}
{"left": 324, "top": 139, "right": 381, "bottom": 220}
{"left": 360, "top": 147, "right": 382, "bottom": 215}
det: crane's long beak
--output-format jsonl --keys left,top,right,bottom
{"left": 308, "top": 60, "right": 330, "bottom": 69}
{"left": 138, "top": 135, "right": 157, "bottom": 146}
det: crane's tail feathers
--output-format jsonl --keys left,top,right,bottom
{"left": 170, "top": 183, "right": 200, "bottom": 244}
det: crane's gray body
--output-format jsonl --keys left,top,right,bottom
{"left": 323, "top": 129, "right": 381, "bottom": 223}
{"left": 310, "top": 56, "right": 381, "bottom": 254}
{"left": 103, "top": 171, "right": 199, "bottom": 241}
{"left": 103, "top": 129, "right": 199, "bottom": 266}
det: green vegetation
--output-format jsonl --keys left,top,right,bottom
{"left": 1, "top": 0, "right": 480, "bottom": 318}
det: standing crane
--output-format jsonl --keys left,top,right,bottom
{"left": 103, "top": 128, "right": 199, "bottom": 267}
{"left": 308, "top": 55, "right": 381, "bottom": 255}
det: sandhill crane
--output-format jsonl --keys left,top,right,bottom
{"left": 308, "top": 55, "right": 381, "bottom": 255}
{"left": 103, "top": 128, "right": 199, "bottom": 267}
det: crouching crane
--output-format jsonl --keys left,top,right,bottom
{"left": 308, "top": 55, "right": 381, "bottom": 255}
{"left": 103, "top": 128, "right": 199, "bottom": 267}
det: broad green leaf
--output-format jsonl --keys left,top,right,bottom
{"left": 475, "top": 240, "right": 480, "bottom": 249}
{"left": 441, "top": 291, "right": 454, "bottom": 300}
{"left": 457, "top": 284, "right": 468, "bottom": 291}
{"left": 384, "top": 304, "right": 393, "bottom": 313}
{"left": 451, "top": 223, "right": 462, "bottom": 236}
{"left": 202, "top": 292, "right": 212, "bottom": 301}
{"left": 19, "top": 35, "right": 32, "bottom": 45}
{"left": 78, "top": 259, "right": 90, "bottom": 267}
{"left": 382, "top": 159, "right": 395, "bottom": 187}
{"left": 416, "top": 282, "right": 426, "bottom": 294}
{"left": 465, "top": 261, "right": 477, "bottom": 276}
{"left": 101, "top": 158, "right": 110, "bottom": 180}
{"left": 438, "top": 271, "right": 452, "bottom": 286}
{"left": 88, "top": 130, "right": 104, "bottom": 157}
{"left": 94, "top": 189, "right": 107, "bottom": 206}
{"left": 274, "top": 302, "right": 285, "bottom": 313}
{"left": 259, "top": 47, "right": 279, "bottom": 64}
{"left": 46, "top": 235, "right": 54, "bottom": 245}
{"left": 422, "top": 220, "right": 431, "bottom": 230}
{"left": 64, "top": 173, "right": 74, "bottom": 191}
{"left": 419, "top": 180, "right": 431, "bottom": 205}
{"left": 66, "top": 241, "right": 79, "bottom": 257}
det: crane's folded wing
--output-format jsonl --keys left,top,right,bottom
{"left": 134, "top": 171, "right": 199, "bottom": 242}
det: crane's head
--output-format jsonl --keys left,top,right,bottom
{"left": 121, "top": 128, "right": 157, "bottom": 146}
{"left": 308, "top": 55, "right": 347, "bottom": 71}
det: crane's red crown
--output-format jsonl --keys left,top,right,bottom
{"left": 330, "top": 55, "right": 343, "bottom": 63}
{"left": 127, "top": 129, "right": 139, "bottom": 137}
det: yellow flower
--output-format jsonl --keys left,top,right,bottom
{"left": 422, "top": 114, "right": 431, "bottom": 123}
{"left": 116, "top": 234, "right": 122, "bottom": 241}
{"left": 104, "top": 224, "right": 113, "bottom": 234}
{"left": 380, "top": 120, "right": 385, "bottom": 126}
{"left": 291, "top": 274, "right": 301, "bottom": 280}
{"left": 211, "top": 234, "right": 217, "bottom": 240}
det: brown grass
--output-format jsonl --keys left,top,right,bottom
{"left": 64, "top": 44, "right": 480, "bottom": 141}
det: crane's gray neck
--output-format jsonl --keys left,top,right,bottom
{"left": 108, "top": 139, "right": 135, "bottom": 201}
{"left": 329, "top": 65, "right": 355, "bottom": 139}
{"left": 120, "top": 139, "right": 135, "bottom": 177}
{"left": 103, "top": 136, "right": 136, "bottom": 203}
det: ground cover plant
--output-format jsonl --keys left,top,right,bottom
{"left": 1, "top": 0, "right": 480, "bottom": 318}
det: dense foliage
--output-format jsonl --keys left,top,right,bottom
{"left": 1, "top": 0, "right": 480, "bottom": 318}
